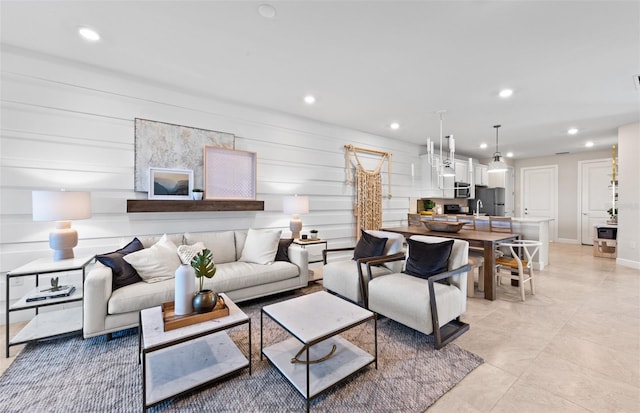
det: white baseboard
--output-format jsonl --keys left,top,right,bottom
{"left": 556, "top": 238, "right": 580, "bottom": 244}
{"left": 616, "top": 258, "right": 640, "bottom": 270}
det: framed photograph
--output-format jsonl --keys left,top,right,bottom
{"left": 204, "top": 147, "right": 256, "bottom": 200}
{"left": 148, "top": 167, "right": 194, "bottom": 200}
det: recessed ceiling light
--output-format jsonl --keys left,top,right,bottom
{"left": 498, "top": 89, "right": 513, "bottom": 98}
{"left": 303, "top": 95, "right": 315, "bottom": 104}
{"left": 390, "top": 122, "right": 400, "bottom": 130}
{"left": 585, "top": 141, "right": 594, "bottom": 148}
{"left": 78, "top": 27, "right": 100, "bottom": 42}
{"left": 480, "top": 143, "right": 488, "bottom": 149}
{"left": 506, "top": 152, "right": 514, "bottom": 158}
{"left": 258, "top": 4, "right": 277, "bottom": 19}
{"left": 568, "top": 128, "right": 579, "bottom": 135}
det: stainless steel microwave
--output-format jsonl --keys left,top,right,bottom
{"left": 454, "top": 182, "right": 471, "bottom": 198}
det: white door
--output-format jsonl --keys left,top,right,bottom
{"left": 521, "top": 165, "right": 558, "bottom": 241}
{"left": 505, "top": 166, "right": 515, "bottom": 217}
{"left": 579, "top": 159, "right": 612, "bottom": 245}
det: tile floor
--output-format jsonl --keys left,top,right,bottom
{"left": 429, "top": 243, "right": 640, "bottom": 412}
{"left": 1, "top": 243, "right": 638, "bottom": 412}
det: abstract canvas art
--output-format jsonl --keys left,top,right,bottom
{"left": 134, "top": 118, "right": 234, "bottom": 192}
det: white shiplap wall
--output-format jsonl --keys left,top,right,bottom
{"left": 0, "top": 47, "right": 424, "bottom": 319}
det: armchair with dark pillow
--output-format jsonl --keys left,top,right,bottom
{"left": 322, "top": 230, "right": 405, "bottom": 306}
{"left": 366, "top": 235, "right": 471, "bottom": 349}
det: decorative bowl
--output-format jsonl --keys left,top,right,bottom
{"left": 422, "top": 221, "right": 465, "bottom": 233}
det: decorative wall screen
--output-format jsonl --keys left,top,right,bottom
{"left": 134, "top": 118, "right": 235, "bottom": 192}
{"left": 204, "top": 146, "right": 256, "bottom": 200}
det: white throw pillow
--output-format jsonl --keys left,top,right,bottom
{"left": 123, "top": 234, "right": 181, "bottom": 283}
{"left": 239, "top": 229, "right": 282, "bottom": 265}
{"left": 177, "top": 242, "right": 206, "bottom": 265}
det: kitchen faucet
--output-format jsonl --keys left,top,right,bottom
{"left": 476, "top": 200, "right": 483, "bottom": 217}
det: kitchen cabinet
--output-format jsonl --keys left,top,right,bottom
{"left": 474, "top": 164, "right": 489, "bottom": 187}
{"left": 420, "top": 154, "right": 445, "bottom": 198}
{"left": 454, "top": 160, "right": 470, "bottom": 183}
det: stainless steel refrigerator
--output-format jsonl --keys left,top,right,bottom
{"left": 476, "top": 187, "right": 505, "bottom": 216}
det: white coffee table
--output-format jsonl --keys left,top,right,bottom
{"left": 260, "top": 291, "right": 377, "bottom": 411}
{"left": 138, "top": 293, "right": 250, "bottom": 411}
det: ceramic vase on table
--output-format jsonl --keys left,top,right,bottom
{"left": 174, "top": 264, "right": 196, "bottom": 315}
{"left": 193, "top": 290, "right": 218, "bottom": 313}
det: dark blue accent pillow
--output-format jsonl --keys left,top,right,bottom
{"left": 403, "top": 238, "right": 454, "bottom": 279}
{"left": 353, "top": 230, "right": 388, "bottom": 260}
{"left": 95, "top": 238, "right": 145, "bottom": 291}
{"left": 275, "top": 238, "right": 294, "bottom": 262}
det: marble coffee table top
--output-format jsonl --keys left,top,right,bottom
{"left": 141, "top": 293, "right": 248, "bottom": 350}
{"left": 261, "top": 291, "right": 373, "bottom": 344}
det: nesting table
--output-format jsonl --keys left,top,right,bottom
{"left": 138, "top": 293, "right": 251, "bottom": 411}
{"left": 260, "top": 291, "right": 377, "bottom": 411}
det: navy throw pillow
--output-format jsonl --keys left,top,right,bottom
{"left": 353, "top": 230, "right": 388, "bottom": 260}
{"left": 275, "top": 238, "right": 294, "bottom": 262}
{"left": 403, "top": 238, "right": 454, "bottom": 279}
{"left": 95, "top": 237, "right": 145, "bottom": 291}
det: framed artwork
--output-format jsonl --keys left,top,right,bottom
{"left": 204, "top": 147, "right": 256, "bottom": 200}
{"left": 134, "top": 118, "right": 235, "bottom": 192}
{"left": 148, "top": 167, "right": 193, "bottom": 200}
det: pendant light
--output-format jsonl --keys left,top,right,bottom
{"left": 488, "top": 124, "right": 508, "bottom": 173}
{"left": 426, "top": 110, "right": 457, "bottom": 177}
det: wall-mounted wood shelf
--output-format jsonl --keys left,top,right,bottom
{"left": 127, "top": 199, "right": 264, "bottom": 213}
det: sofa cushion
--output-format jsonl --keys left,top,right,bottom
{"left": 204, "top": 261, "right": 299, "bottom": 293}
{"left": 136, "top": 233, "right": 184, "bottom": 249}
{"left": 235, "top": 231, "right": 248, "bottom": 261}
{"left": 123, "top": 234, "right": 181, "bottom": 283}
{"left": 275, "top": 238, "right": 294, "bottom": 262}
{"left": 239, "top": 229, "right": 282, "bottom": 265}
{"left": 403, "top": 238, "right": 454, "bottom": 279}
{"left": 177, "top": 242, "right": 206, "bottom": 264}
{"left": 353, "top": 230, "right": 388, "bottom": 260}
{"left": 95, "top": 237, "right": 144, "bottom": 291}
{"left": 107, "top": 260, "right": 300, "bottom": 315}
{"left": 184, "top": 231, "right": 236, "bottom": 264}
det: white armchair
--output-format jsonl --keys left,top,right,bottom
{"left": 322, "top": 230, "right": 405, "bottom": 306}
{"left": 366, "top": 235, "right": 471, "bottom": 349}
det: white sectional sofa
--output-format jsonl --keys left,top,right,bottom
{"left": 83, "top": 230, "right": 308, "bottom": 338}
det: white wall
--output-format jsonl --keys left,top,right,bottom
{"left": 617, "top": 122, "right": 640, "bottom": 269}
{"left": 514, "top": 150, "right": 611, "bottom": 242}
{"left": 0, "top": 47, "right": 423, "bottom": 317}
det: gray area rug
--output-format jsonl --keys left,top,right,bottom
{"left": 0, "top": 287, "right": 482, "bottom": 412}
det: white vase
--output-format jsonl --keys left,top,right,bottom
{"left": 192, "top": 192, "right": 203, "bottom": 200}
{"left": 174, "top": 264, "right": 196, "bottom": 315}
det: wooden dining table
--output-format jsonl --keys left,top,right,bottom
{"left": 382, "top": 226, "right": 520, "bottom": 301}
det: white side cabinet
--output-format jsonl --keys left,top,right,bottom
{"left": 5, "top": 256, "right": 93, "bottom": 358}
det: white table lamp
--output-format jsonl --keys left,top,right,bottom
{"left": 283, "top": 195, "right": 309, "bottom": 239}
{"left": 32, "top": 190, "right": 92, "bottom": 260}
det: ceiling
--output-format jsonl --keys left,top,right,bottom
{"left": 1, "top": 1, "right": 639, "bottom": 159}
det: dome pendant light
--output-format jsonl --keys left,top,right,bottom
{"left": 488, "top": 124, "right": 508, "bottom": 173}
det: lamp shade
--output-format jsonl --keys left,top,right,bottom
{"left": 32, "top": 191, "right": 92, "bottom": 221}
{"left": 282, "top": 195, "right": 309, "bottom": 215}
{"left": 487, "top": 156, "right": 508, "bottom": 173}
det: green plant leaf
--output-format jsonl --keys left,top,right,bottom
{"left": 190, "top": 248, "right": 216, "bottom": 291}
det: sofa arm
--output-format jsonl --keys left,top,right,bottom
{"left": 287, "top": 245, "right": 309, "bottom": 280}
{"left": 83, "top": 262, "right": 113, "bottom": 338}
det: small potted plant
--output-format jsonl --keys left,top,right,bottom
{"left": 192, "top": 188, "right": 204, "bottom": 201}
{"left": 421, "top": 199, "right": 435, "bottom": 215}
{"left": 190, "top": 248, "right": 217, "bottom": 313}
{"left": 309, "top": 229, "right": 319, "bottom": 240}
{"left": 607, "top": 207, "right": 618, "bottom": 224}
